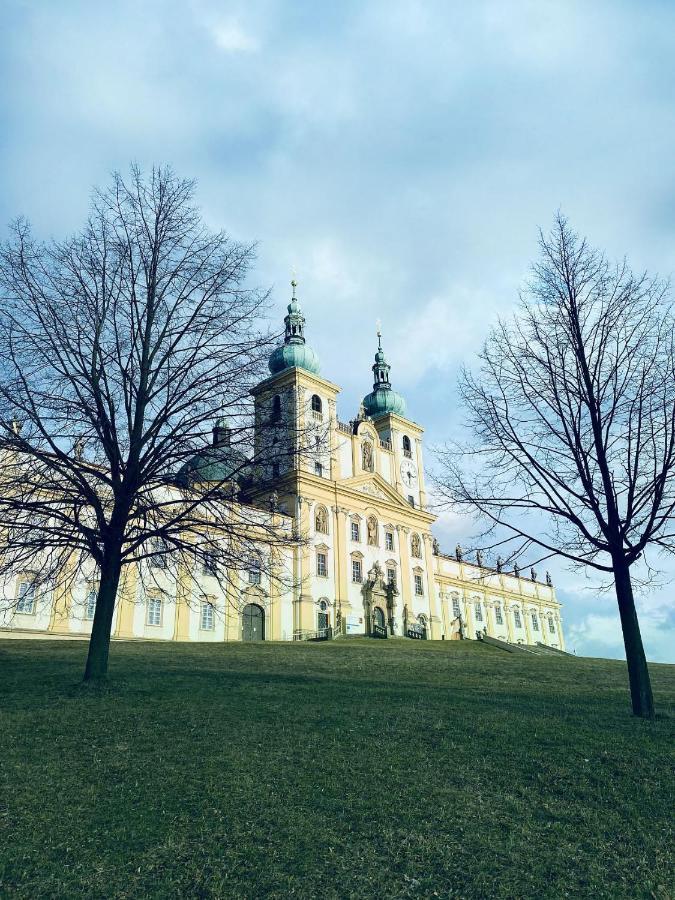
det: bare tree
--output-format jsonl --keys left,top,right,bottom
{"left": 0, "top": 165, "right": 304, "bottom": 682}
{"left": 436, "top": 214, "right": 675, "bottom": 719}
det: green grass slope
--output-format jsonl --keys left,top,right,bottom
{"left": 0, "top": 639, "right": 673, "bottom": 899}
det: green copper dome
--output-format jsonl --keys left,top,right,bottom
{"left": 177, "top": 419, "right": 249, "bottom": 486}
{"left": 269, "top": 342, "right": 321, "bottom": 375}
{"left": 268, "top": 280, "right": 321, "bottom": 376}
{"left": 362, "top": 329, "right": 407, "bottom": 418}
{"left": 362, "top": 385, "right": 407, "bottom": 417}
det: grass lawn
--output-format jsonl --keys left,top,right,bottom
{"left": 0, "top": 639, "right": 673, "bottom": 899}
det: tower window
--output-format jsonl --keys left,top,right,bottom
{"left": 549, "top": 617, "right": 556, "bottom": 634}
{"left": 408, "top": 495, "right": 415, "bottom": 507}
{"left": 314, "top": 461, "right": 324, "bottom": 477}
{"left": 311, "top": 394, "right": 323, "bottom": 420}
{"left": 414, "top": 574, "right": 424, "bottom": 596}
{"left": 403, "top": 435, "right": 412, "bottom": 458}
{"left": 271, "top": 395, "right": 281, "bottom": 422}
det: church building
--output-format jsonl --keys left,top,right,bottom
{"left": 1, "top": 282, "right": 564, "bottom": 649}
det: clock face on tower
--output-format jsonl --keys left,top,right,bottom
{"left": 400, "top": 458, "right": 418, "bottom": 486}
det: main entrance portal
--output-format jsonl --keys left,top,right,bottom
{"left": 242, "top": 603, "right": 265, "bottom": 641}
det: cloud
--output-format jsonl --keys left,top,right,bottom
{"left": 210, "top": 20, "right": 259, "bottom": 53}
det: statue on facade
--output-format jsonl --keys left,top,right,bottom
{"left": 269, "top": 490, "right": 279, "bottom": 513}
{"left": 514, "top": 562, "right": 520, "bottom": 578}
{"left": 367, "top": 515, "right": 378, "bottom": 546}
{"left": 546, "top": 571, "right": 553, "bottom": 586}
{"left": 315, "top": 504, "right": 328, "bottom": 532}
{"left": 356, "top": 402, "right": 366, "bottom": 421}
{"left": 496, "top": 557, "right": 503, "bottom": 573}
{"left": 362, "top": 441, "right": 374, "bottom": 472}
{"left": 432, "top": 538, "right": 440, "bottom": 556}
{"left": 530, "top": 567, "right": 537, "bottom": 582}
{"left": 476, "top": 549, "right": 483, "bottom": 567}
{"left": 455, "top": 544, "right": 463, "bottom": 561}
{"left": 73, "top": 437, "right": 85, "bottom": 460}
{"left": 411, "top": 533, "right": 422, "bottom": 558}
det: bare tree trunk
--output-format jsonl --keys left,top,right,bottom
{"left": 83, "top": 542, "right": 123, "bottom": 683}
{"left": 613, "top": 556, "right": 655, "bottom": 719}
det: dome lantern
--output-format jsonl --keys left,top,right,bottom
{"left": 268, "top": 278, "right": 321, "bottom": 376}
{"left": 361, "top": 325, "right": 406, "bottom": 418}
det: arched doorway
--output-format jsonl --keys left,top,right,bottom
{"left": 242, "top": 603, "right": 265, "bottom": 641}
{"left": 373, "top": 607, "right": 385, "bottom": 629}
{"left": 317, "top": 599, "right": 330, "bottom": 636}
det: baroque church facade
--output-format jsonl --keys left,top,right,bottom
{"left": 1, "top": 283, "right": 564, "bottom": 649}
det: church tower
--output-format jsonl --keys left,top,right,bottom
{"left": 360, "top": 328, "right": 428, "bottom": 509}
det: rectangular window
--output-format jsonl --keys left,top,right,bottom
{"left": 150, "top": 537, "right": 168, "bottom": 569}
{"left": 387, "top": 568, "right": 396, "bottom": 588}
{"left": 317, "top": 552, "right": 328, "bottom": 577}
{"left": 16, "top": 581, "right": 36, "bottom": 614}
{"left": 385, "top": 532, "right": 394, "bottom": 551}
{"left": 147, "top": 597, "right": 162, "bottom": 626}
{"left": 351, "top": 521, "right": 360, "bottom": 542}
{"left": 84, "top": 589, "right": 97, "bottom": 621}
{"left": 495, "top": 605, "right": 503, "bottom": 625}
{"left": 474, "top": 601, "right": 483, "bottom": 622}
{"left": 548, "top": 617, "right": 556, "bottom": 634}
{"left": 452, "top": 597, "right": 461, "bottom": 619}
{"left": 200, "top": 601, "right": 215, "bottom": 631}
{"left": 248, "top": 562, "right": 262, "bottom": 585}
{"left": 514, "top": 609, "right": 522, "bottom": 629}
{"left": 408, "top": 495, "right": 415, "bottom": 507}
{"left": 532, "top": 612, "right": 539, "bottom": 631}
{"left": 352, "top": 560, "right": 362, "bottom": 583}
{"left": 202, "top": 551, "right": 218, "bottom": 577}
{"left": 314, "top": 461, "right": 323, "bottom": 477}
{"left": 414, "top": 574, "right": 424, "bottom": 596}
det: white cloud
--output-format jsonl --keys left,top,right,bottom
{"left": 210, "top": 20, "right": 259, "bottom": 53}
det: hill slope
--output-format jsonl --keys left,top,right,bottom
{"left": 0, "top": 639, "right": 673, "bottom": 899}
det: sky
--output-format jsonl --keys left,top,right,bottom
{"left": 1, "top": 0, "right": 674, "bottom": 662}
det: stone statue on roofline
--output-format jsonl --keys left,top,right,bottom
{"left": 455, "top": 544, "right": 463, "bottom": 561}
{"left": 546, "top": 571, "right": 553, "bottom": 586}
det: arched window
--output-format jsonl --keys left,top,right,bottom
{"left": 271, "top": 395, "right": 281, "bottom": 422}
{"left": 311, "top": 394, "right": 323, "bottom": 417}
{"left": 402, "top": 435, "right": 412, "bottom": 458}
{"left": 315, "top": 505, "right": 329, "bottom": 534}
